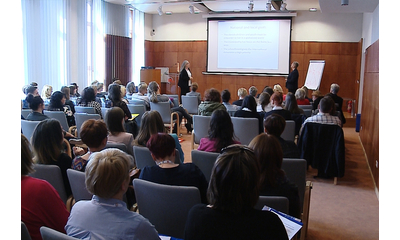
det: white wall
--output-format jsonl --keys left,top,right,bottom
{"left": 146, "top": 10, "right": 364, "bottom": 42}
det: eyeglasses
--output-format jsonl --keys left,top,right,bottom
{"left": 220, "top": 144, "right": 254, "bottom": 154}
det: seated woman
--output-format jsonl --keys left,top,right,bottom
{"left": 21, "top": 134, "right": 69, "bottom": 240}
{"left": 197, "top": 109, "right": 240, "bottom": 153}
{"left": 72, "top": 119, "right": 108, "bottom": 172}
{"left": 126, "top": 81, "right": 136, "bottom": 99}
{"left": 285, "top": 92, "right": 304, "bottom": 115}
{"left": 107, "top": 84, "right": 138, "bottom": 137}
{"left": 105, "top": 107, "right": 134, "bottom": 156}
{"left": 147, "top": 81, "right": 193, "bottom": 133}
{"left": 139, "top": 133, "right": 208, "bottom": 203}
{"left": 41, "top": 84, "right": 53, "bottom": 105}
{"left": 234, "top": 95, "right": 263, "bottom": 133}
{"left": 248, "top": 133, "right": 301, "bottom": 219}
{"left": 61, "top": 86, "right": 75, "bottom": 114}
{"left": 186, "top": 82, "right": 201, "bottom": 104}
{"left": 77, "top": 87, "right": 103, "bottom": 118}
{"left": 48, "top": 91, "right": 76, "bottom": 127}
{"left": 184, "top": 144, "right": 287, "bottom": 240}
{"left": 311, "top": 90, "right": 324, "bottom": 111}
{"left": 66, "top": 149, "right": 160, "bottom": 239}
{"left": 198, "top": 88, "right": 226, "bottom": 116}
{"left": 295, "top": 88, "right": 311, "bottom": 105}
{"left": 25, "top": 94, "right": 49, "bottom": 121}
{"left": 32, "top": 119, "right": 73, "bottom": 197}
{"left": 257, "top": 92, "right": 272, "bottom": 113}
{"left": 134, "top": 110, "right": 184, "bottom": 162}
{"left": 263, "top": 92, "right": 292, "bottom": 120}
{"left": 264, "top": 114, "right": 300, "bottom": 158}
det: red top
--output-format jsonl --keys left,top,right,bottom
{"left": 297, "top": 99, "right": 310, "bottom": 105}
{"left": 21, "top": 176, "right": 69, "bottom": 240}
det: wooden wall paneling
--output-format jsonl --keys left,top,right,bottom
{"left": 163, "top": 51, "right": 178, "bottom": 68}
{"left": 305, "top": 42, "right": 322, "bottom": 54}
{"left": 165, "top": 41, "right": 178, "bottom": 52}
{"left": 322, "top": 54, "right": 340, "bottom": 73}
{"left": 193, "top": 41, "right": 207, "bottom": 52}
{"left": 321, "top": 42, "right": 340, "bottom": 55}
{"left": 340, "top": 42, "right": 359, "bottom": 55}
{"left": 179, "top": 41, "right": 194, "bottom": 52}
{"left": 154, "top": 41, "right": 165, "bottom": 52}
{"left": 291, "top": 41, "right": 305, "bottom": 54}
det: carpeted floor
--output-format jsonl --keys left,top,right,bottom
{"left": 178, "top": 126, "right": 379, "bottom": 240}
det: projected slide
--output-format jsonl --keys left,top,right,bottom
{"left": 207, "top": 18, "right": 292, "bottom": 75}
{"left": 217, "top": 20, "right": 279, "bottom": 70}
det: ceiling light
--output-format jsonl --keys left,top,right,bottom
{"left": 341, "top": 0, "right": 349, "bottom": 6}
{"left": 157, "top": 5, "right": 163, "bottom": 15}
{"left": 248, "top": 1, "right": 254, "bottom": 12}
{"left": 280, "top": 2, "right": 287, "bottom": 11}
{"left": 266, "top": 0, "right": 272, "bottom": 11}
{"left": 189, "top": 5, "right": 194, "bottom": 14}
{"left": 165, "top": 11, "right": 172, "bottom": 15}
{"left": 309, "top": 8, "right": 317, "bottom": 12}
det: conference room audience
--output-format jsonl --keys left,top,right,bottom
{"left": 326, "top": 83, "right": 346, "bottom": 124}
{"left": 249, "top": 133, "right": 301, "bottom": 218}
{"left": 263, "top": 114, "right": 300, "bottom": 158}
{"left": 48, "top": 91, "right": 76, "bottom": 127}
{"left": 25, "top": 94, "right": 49, "bottom": 121}
{"left": 41, "top": 84, "right": 53, "bottom": 105}
{"left": 263, "top": 92, "right": 292, "bottom": 120}
{"left": 105, "top": 107, "right": 135, "bottom": 155}
{"left": 134, "top": 110, "right": 184, "bottom": 162}
{"left": 184, "top": 144, "right": 287, "bottom": 240}
{"left": 301, "top": 86, "right": 313, "bottom": 103}
{"left": 311, "top": 90, "right": 324, "bottom": 111}
{"left": 21, "top": 134, "right": 69, "bottom": 240}
{"left": 61, "top": 86, "right": 75, "bottom": 114}
{"left": 295, "top": 88, "right": 310, "bottom": 105}
{"left": 72, "top": 119, "right": 108, "bottom": 172}
{"left": 186, "top": 82, "right": 201, "bottom": 104}
{"left": 300, "top": 96, "right": 342, "bottom": 135}
{"left": 148, "top": 81, "right": 193, "bottom": 133}
{"left": 32, "top": 119, "right": 72, "bottom": 197}
{"left": 232, "top": 87, "right": 247, "bottom": 107}
{"left": 22, "top": 85, "right": 39, "bottom": 109}
{"left": 221, "top": 89, "right": 240, "bottom": 112}
{"left": 285, "top": 92, "right": 304, "bottom": 115}
{"left": 77, "top": 86, "right": 103, "bottom": 118}
{"left": 234, "top": 95, "right": 264, "bottom": 133}
{"left": 198, "top": 88, "right": 226, "bottom": 116}
{"left": 197, "top": 109, "right": 240, "bottom": 152}
{"left": 66, "top": 148, "right": 160, "bottom": 239}
{"left": 139, "top": 133, "right": 208, "bottom": 203}
{"left": 120, "top": 85, "right": 129, "bottom": 104}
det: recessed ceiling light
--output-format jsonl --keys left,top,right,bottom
{"left": 165, "top": 11, "right": 172, "bottom": 15}
{"left": 309, "top": 8, "right": 317, "bottom": 12}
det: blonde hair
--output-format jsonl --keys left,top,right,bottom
{"left": 295, "top": 88, "right": 306, "bottom": 100}
{"left": 138, "top": 82, "right": 148, "bottom": 94}
{"left": 41, "top": 85, "right": 52, "bottom": 99}
{"left": 237, "top": 88, "right": 248, "bottom": 98}
{"left": 120, "top": 85, "right": 126, "bottom": 97}
{"left": 273, "top": 84, "right": 283, "bottom": 93}
{"left": 85, "top": 149, "right": 130, "bottom": 198}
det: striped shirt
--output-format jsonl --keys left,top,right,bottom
{"left": 300, "top": 112, "right": 342, "bottom": 135}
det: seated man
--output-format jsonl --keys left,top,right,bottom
{"left": 326, "top": 83, "right": 346, "bottom": 124}
{"left": 65, "top": 148, "right": 160, "bottom": 240}
{"left": 300, "top": 96, "right": 342, "bottom": 135}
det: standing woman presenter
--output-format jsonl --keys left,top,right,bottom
{"left": 178, "top": 60, "right": 193, "bottom": 97}
{"left": 286, "top": 61, "right": 299, "bottom": 94}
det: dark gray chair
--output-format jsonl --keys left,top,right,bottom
{"left": 74, "top": 113, "right": 101, "bottom": 138}
{"left": 21, "top": 109, "right": 33, "bottom": 119}
{"left": 281, "top": 120, "right": 296, "bottom": 142}
{"left": 191, "top": 150, "right": 219, "bottom": 182}
{"left": 181, "top": 96, "right": 199, "bottom": 115}
{"left": 133, "top": 179, "right": 201, "bottom": 239}
{"left": 43, "top": 110, "right": 70, "bottom": 132}
{"left": 29, "top": 164, "right": 68, "bottom": 204}
{"left": 254, "top": 196, "right": 289, "bottom": 214}
{"left": 133, "top": 146, "right": 180, "bottom": 169}
{"left": 191, "top": 115, "right": 211, "bottom": 149}
{"left": 231, "top": 117, "right": 259, "bottom": 145}
{"left": 75, "top": 106, "right": 95, "bottom": 114}
{"left": 21, "top": 222, "right": 32, "bottom": 240}
{"left": 127, "top": 104, "right": 146, "bottom": 127}
{"left": 150, "top": 102, "right": 180, "bottom": 136}
{"left": 21, "top": 120, "right": 41, "bottom": 143}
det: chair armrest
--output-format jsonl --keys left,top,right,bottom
{"left": 191, "top": 131, "right": 195, "bottom": 150}
{"left": 170, "top": 112, "right": 180, "bottom": 136}
{"left": 300, "top": 181, "right": 313, "bottom": 240}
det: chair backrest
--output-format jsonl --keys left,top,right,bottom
{"left": 21, "top": 109, "right": 33, "bottom": 119}
{"left": 298, "top": 104, "right": 313, "bottom": 110}
{"left": 74, "top": 113, "right": 101, "bottom": 138}
{"left": 254, "top": 196, "right": 289, "bottom": 214}
{"left": 192, "top": 115, "right": 211, "bottom": 145}
{"left": 149, "top": 102, "right": 171, "bottom": 124}
{"left": 129, "top": 98, "right": 146, "bottom": 106}
{"left": 191, "top": 150, "right": 219, "bottom": 182}
{"left": 281, "top": 120, "right": 296, "bottom": 142}
{"left": 165, "top": 94, "right": 179, "bottom": 107}
{"left": 29, "top": 164, "right": 68, "bottom": 204}
{"left": 133, "top": 179, "right": 201, "bottom": 239}
{"left": 21, "top": 222, "right": 32, "bottom": 240}
{"left": 127, "top": 104, "right": 146, "bottom": 127}
{"left": 21, "top": 120, "right": 41, "bottom": 143}
{"left": 303, "top": 109, "right": 312, "bottom": 117}
{"left": 133, "top": 146, "right": 180, "bottom": 169}
{"left": 75, "top": 106, "right": 96, "bottom": 114}
{"left": 40, "top": 226, "right": 79, "bottom": 240}
{"left": 282, "top": 158, "right": 307, "bottom": 212}
{"left": 101, "top": 107, "right": 110, "bottom": 120}
{"left": 181, "top": 96, "right": 199, "bottom": 115}
{"left": 43, "top": 111, "right": 69, "bottom": 132}
{"left": 104, "top": 142, "right": 128, "bottom": 153}
{"left": 230, "top": 117, "right": 259, "bottom": 145}
{"left": 66, "top": 169, "right": 93, "bottom": 202}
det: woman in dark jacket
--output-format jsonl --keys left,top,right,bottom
{"left": 178, "top": 60, "right": 192, "bottom": 97}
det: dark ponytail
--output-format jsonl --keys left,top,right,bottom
{"left": 26, "top": 94, "right": 44, "bottom": 111}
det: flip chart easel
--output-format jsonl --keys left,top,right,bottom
{"left": 304, "top": 60, "right": 325, "bottom": 90}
